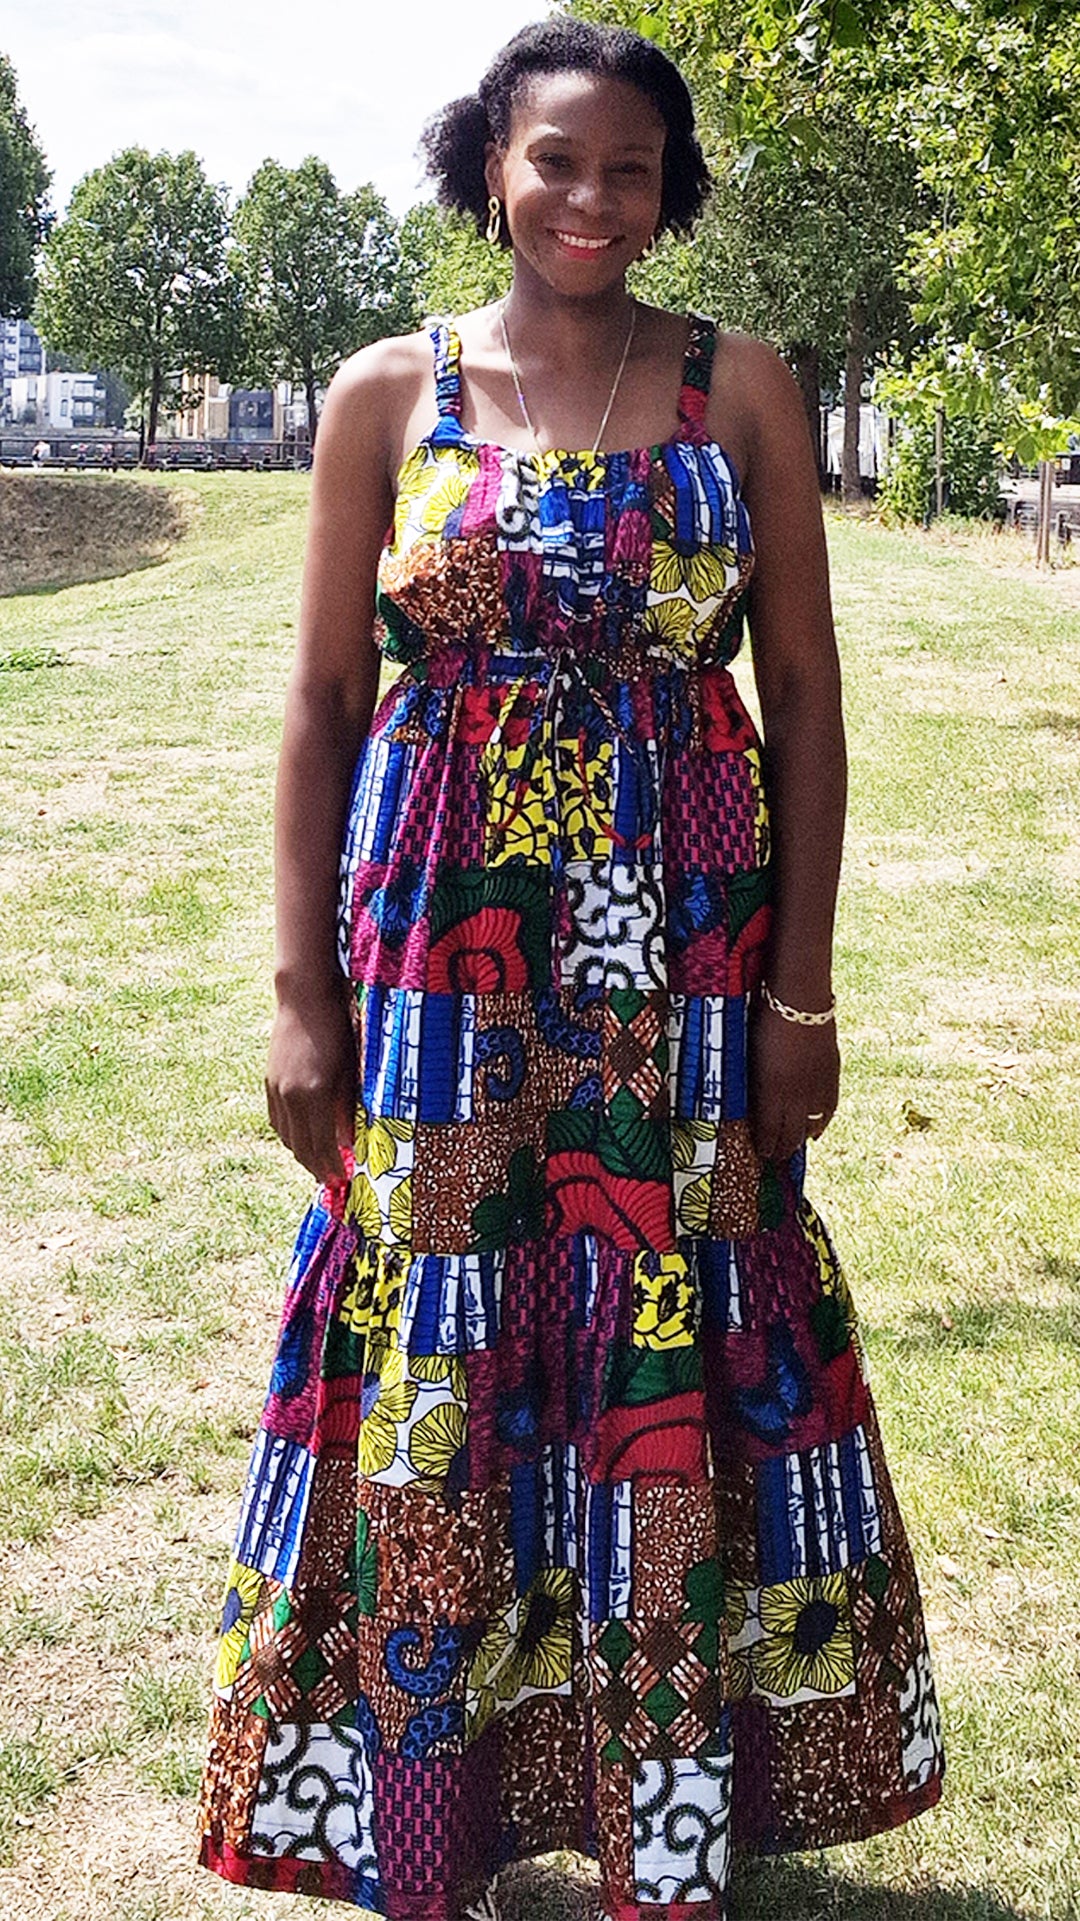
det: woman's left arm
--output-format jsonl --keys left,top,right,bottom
{"left": 715, "top": 337, "right": 847, "bottom": 1164}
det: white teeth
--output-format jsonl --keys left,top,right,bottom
{"left": 555, "top": 232, "right": 612, "bottom": 251}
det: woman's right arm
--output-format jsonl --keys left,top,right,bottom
{"left": 264, "top": 348, "right": 397, "bottom": 1185}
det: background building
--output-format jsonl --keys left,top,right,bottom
{"left": 172, "top": 373, "right": 308, "bottom": 446}
{"left": 1, "top": 318, "right": 46, "bottom": 420}
{"left": 7, "top": 367, "right": 107, "bottom": 431}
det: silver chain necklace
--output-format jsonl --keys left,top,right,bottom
{"left": 498, "top": 297, "right": 638, "bottom": 457}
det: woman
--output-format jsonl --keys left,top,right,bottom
{"left": 197, "top": 18, "right": 944, "bottom": 1919}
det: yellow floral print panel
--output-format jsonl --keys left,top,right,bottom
{"left": 631, "top": 1250, "right": 696, "bottom": 1348}
{"left": 390, "top": 444, "right": 480, "bottom": 554}
{"left": 555, "top": 733, "right": 614, "bottom": 860}
{"left": 464, "top": 1568, "right": 577, "bottom": 1742}
{"left": 727, "top": 1575, "right": 857, "bottom": 1707}
{"left": 213, "top": 1560, "right": 265, "bottom": 1695}
{"left": 481, "top": 735, "right": 554, "bottom": 868}
{"left": 346, "top": 1117, "right": 414, "bottom": 1246}
{"left": 359, "top": 1344, "right": 469, "bottom": 1493}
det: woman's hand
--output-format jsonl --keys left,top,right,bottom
{"left": 265, "top": 984, "right": 357, "bottom": 1185}
{"left": 749, "top": 997, "right": 840, "bottom": 1165}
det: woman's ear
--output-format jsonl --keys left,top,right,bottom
{"left": 484, "top": 142, "right": 505, "bottom": 204}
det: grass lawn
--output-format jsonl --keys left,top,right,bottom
{"left": 0, "top": 473, "right": 1077, "bottom": 1921}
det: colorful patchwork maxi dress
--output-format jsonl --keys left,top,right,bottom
{"left": 196, "top": 315, "right": 944, "bottom": 1920}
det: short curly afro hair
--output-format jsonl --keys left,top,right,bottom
{"left": 419, "top": 17, "right": 710, "bottom": 247}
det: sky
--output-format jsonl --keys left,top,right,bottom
{"left": 3, "top": 0, "right": 549, "bottom": 218}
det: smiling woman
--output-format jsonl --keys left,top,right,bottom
{"left": 194, "top": 16, "right": 944, "bottom": 1921}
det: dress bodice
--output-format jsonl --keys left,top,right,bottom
{"left": 373, "top": 314, "right": 755, "bottom": 673}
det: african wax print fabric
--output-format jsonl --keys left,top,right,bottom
{"left": 197, "top": 315, "right": 944, "bottom": 1921}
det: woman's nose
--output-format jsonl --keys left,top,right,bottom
{"left": 566, "top": 174, "right": 609, "bottom": 217}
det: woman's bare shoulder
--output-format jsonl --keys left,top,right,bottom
{"left": 713, "top": 328, "right": 805, "bottom": 421}
{"left": 327, "top": 328, "right": 433, "bottom": 413}
{"left": 709, "top": 328, "right": 811, "bottom": 488}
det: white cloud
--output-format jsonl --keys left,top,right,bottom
{"left": 4, "top": 0, "right": 548, "bottom": 213}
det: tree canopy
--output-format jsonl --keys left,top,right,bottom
{"left": 231, "top": 159, "right": 406, "bottom": 443}
{"left": 587, "top": 0, "right": 1080, "bottom": 453}
{"left": 36, "top": 147, "right": 236, "bottom": 453}
{"left": 0, "top": 52, "right": 51, "bottom": 316}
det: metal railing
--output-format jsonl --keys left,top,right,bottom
{"left": 0, "top": 436, "right": 311, "bottom": 471}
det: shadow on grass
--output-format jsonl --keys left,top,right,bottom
{"left": 732, "top": 1857, "right": 1026, "bottom": 1920}
{"left": 489, "top": 1855, "right": 1026, "bottom": 1921}
{"left": 0, "top": 547, "right": 176, "bottom": 600}
{"left": 1027, "top": 708, "right": 1080, "bottom": 740}
{"left": 890, "top": 1251, "right": 1080, "bottom": 1354}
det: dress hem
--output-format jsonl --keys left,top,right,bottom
{"left": 198, "top": 1771, "right": 943, "bottom": 1917}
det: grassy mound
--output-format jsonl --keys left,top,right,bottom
{"left": 0, "top": 472, "right": 191, "bottom": 597}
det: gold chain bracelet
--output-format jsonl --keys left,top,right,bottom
{"left": 760, "top": 981, "right": 836, "bottom": 1027}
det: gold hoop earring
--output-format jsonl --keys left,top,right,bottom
{"left": 486, "top": 195, "right": 502, "bottom": 246}
{"left": 641, "top": 232, "right": 658, "bottom": 260}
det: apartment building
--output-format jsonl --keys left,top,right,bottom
{"left": 8, "top": 367, "right": 107, "bottom": 430}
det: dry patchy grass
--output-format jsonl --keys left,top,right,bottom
{"left": 0, "top": 480, "right": 1077, "bottom": 1919}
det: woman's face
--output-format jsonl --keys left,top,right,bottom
{"left": 486, "top": 70, "right": 666, "bottom": 294}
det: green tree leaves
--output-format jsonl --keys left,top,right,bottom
{"left": 0, "top": 53, "right": 51, "bottom": 316}
{"left": 230, "top": 159, "right": 408, "bottom": 444}
{"left": 35, "top": 149, "right": 236, "bottom": 452}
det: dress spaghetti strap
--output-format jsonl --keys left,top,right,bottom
{"left": 675, "top": 313, "right": 719, "bottom": 444}
{"left": 429, "top": 318, "right": 463, "bottom": 422}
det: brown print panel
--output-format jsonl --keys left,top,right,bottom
{"left": 291, "top": 1452, "right": 356, "bottom": 1595}
{"left": 500, "top": 1693, "right": 588, "bottom": 1857}
{"left": 595, "top": 1755, "right": 634, "bottom": 1905}
{"left": 412, "top": 1116, "right": 546, "bottom": 1254}
{"left": 471, "top": 989, "right": 601, "bottom": 1129}
{"left": 367, "top": 1478, "right": 515, "bottom": 1626}
{"left": 197, "top": 1692, "right": 269, "bottom": 1853}
{"left": 766, "top": 1689, "right": 905, "bottom": 1848}
{"left": 712, "top": 1453, "right": 759, "bottom": 1592}
{"left": 382, "top": 530, "right": 509, "bottom": 649}
{"left": 357, "top": 1610, "right": 468, "bottom": 1755}
{"left": 708, "top": 1121, "right": 762, "bottom": 1240}
{"left": 631, "top": 1481, "right": 718, "bottom": 1621}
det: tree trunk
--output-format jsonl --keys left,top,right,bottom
{"left": 305, "top": 367, "right": 319, "bottom": 449}
{"left": 842, "top": 297, "right": 866, "bottom": 506}
{"left": 145, "top": 364, "right": 163, "bottom": 463}
{"left": 791, "top": 342, "right": 823, "bottom": 486}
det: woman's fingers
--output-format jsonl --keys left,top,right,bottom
{"left": 265, "top": 993, "right": 357, "bottom": 1184}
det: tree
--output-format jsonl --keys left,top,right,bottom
{"left": 231, "top": 159, "right": 407, "bottom": 445}
{"left": 879, "top": 0, "right": 1080, "bottom": 427}
{"left": 36, "top": 148, "right": 237, "bottom": 456}
{"left": 0, "top": 54, "right": 51, "bottom": 316}
{"left": 397, "top": 203, "right": 511, "bottom": 324}
{"left": 576, "top": 0, "right": 929, "bottom": 497}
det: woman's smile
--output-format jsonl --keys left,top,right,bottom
{"left": 550, "top": 229, "right": 619, "bottom": 254}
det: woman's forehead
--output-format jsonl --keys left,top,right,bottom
{"left": 507, "top": 69, "right": 666, "bottom": 144}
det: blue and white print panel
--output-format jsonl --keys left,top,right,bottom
{"left": 668, "top": 994, "right": 750, "bottom": 1123}
{"left": 232, "top": 1428, "right": 314, "bottom": 1590}
{"left": 583, "top": 1476, "right": 634, "bottom": 1622}
{"left": 356, "top": 986, "right": 476, "bottom": 1124}
{"left": 754, "top": 1423, "right": 884, "bottom": 1585}
{"left": 396, "top": 1249, "right": 503, "bottom": 1355}
{"left": 632, "top": 1742, "right": 733, "bottom": 1909}
{"left": 665, "top": 441, "right": 742, "bottom": 556}
{"left": 508, "top": 1441, "right": 582, "bottom": 1597}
